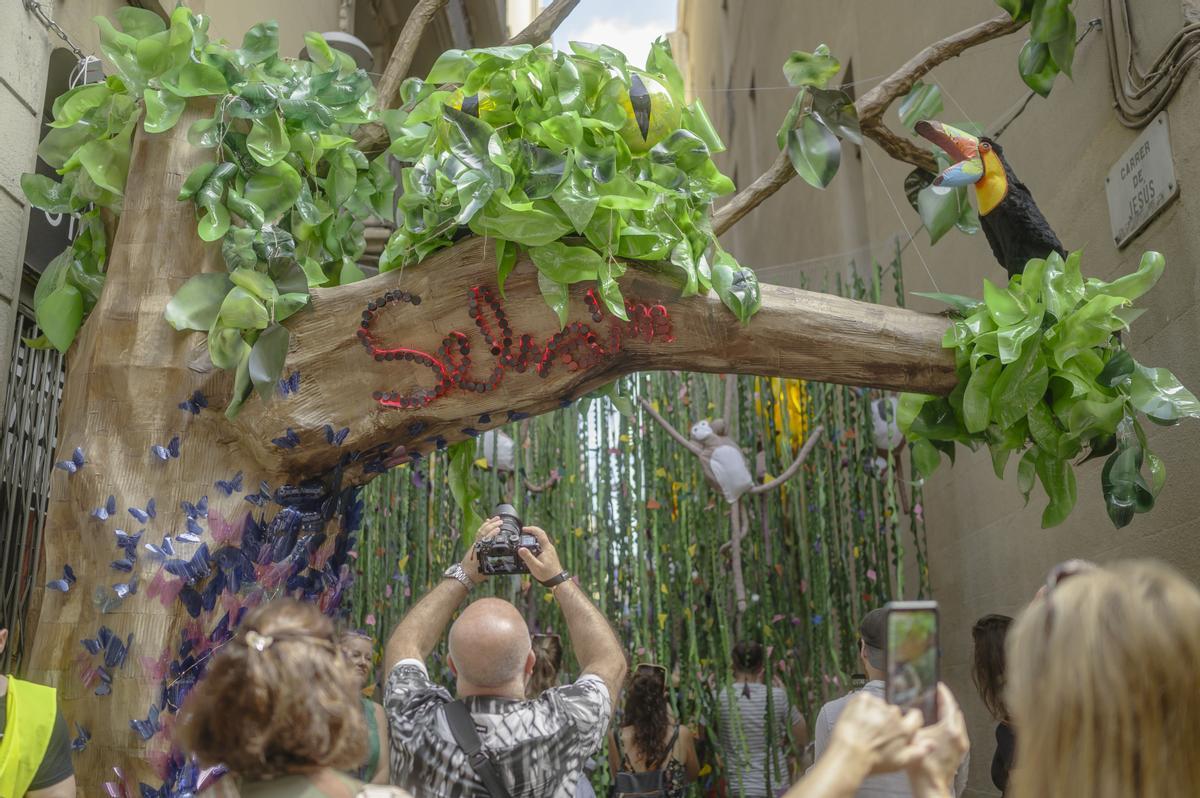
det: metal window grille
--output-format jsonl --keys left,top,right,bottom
{"left": 0, "top": 304, "right": 64, "bottom": 673}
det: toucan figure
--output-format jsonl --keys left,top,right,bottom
{"left": 915, "top": 120, "right": 1065, "bottom": 277}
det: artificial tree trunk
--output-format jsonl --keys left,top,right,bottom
{"left": 22, "top": 99, "right": 955, "bottom": 791}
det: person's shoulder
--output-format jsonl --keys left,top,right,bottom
{"left": 816, "top": 691, "right": 853, "bottom": 719}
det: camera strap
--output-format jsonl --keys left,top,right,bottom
{"left": 444, "top": 700, "right": 513, "bottom": 798}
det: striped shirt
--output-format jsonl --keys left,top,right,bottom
{"left": 385, "top": 659, "right": 611, "bottom": 798}
{"left": 716, "top": 683, "right": 802, "bottom": 798}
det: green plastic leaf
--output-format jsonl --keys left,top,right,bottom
{"left": 776, "top": 91, "right": 805, "bottom": 152}
{"left": 426, "top": 49, "right": 474, "bottom": 84}
{"left": 669, "top": 242, "right": 700, "bottom": 296}
{"left": 1088, "top": 251, "right": 1164, "bottom": 303}
{"left": 21, "top": 174, "right": 77, "bottom": 213}
{"left": 247, "top": 113, "right": 289, "bottom": 167}
{"left": 36, "top": 285, "right": 83, "bottom": 353}
{"left": 208, "top": 326, "right": 249, "bottom": 371}
{"left": 38, "top": 124, "right": 93, "bottom": 169}
{"left": 303, "top": 31, "right": 337, "bottom": 70}
{"left": 1048, "top": 10, "right": 1077, "bottom": 77}
{"left": 1035, "top": 448, "right": 1076, "bottom": 527}
{"left": 996, "top": 0, "right": 1034, "bottom": 22}
{"left": 918, "top": 183, "right": 972, "bottom": 245}
{"left": 1017, "top": 448, "right": 1037, "bottom": 505}
{"left": 165, "top": 273, "right": 233, "bottom": 331}
{"left": 230, "top": 267, "right": 278, "bottom": 303}
{"left": 178, "top": 162, "right": 218, "bottom": 200}
{"left": 225, "top": 345, "right": 254, "bottom": 420}
{"left": 496, "top": 239, "right": 518, "bottom": 298}
{"left": 218, "top": 286, "right": 270, "bottom": 330}
{"left": 786, "top": 115, "right": 841, "bottom": 189}
{"left": 240, "top": 21, "right": 279, "bottom": 64}
{"left": 244, "top": 161, "right": 302, "bottom": 222}
{"left": 809, "top": 88, "right": 861, "bottom": 145}
{"left": 710, "top": 250, "right": 761, "bottom": 323}
{"left": 470, "top": 201, "right": 571, "bottom": 247}
{"left": 983, "top": 278, "right": 1026, "bottom": 326}
{"left": 197, "top": 202, "right": 230, "bottom": 242}
{"left": 1129, "top": 365, "right": 1200, "bottom": 422}
{"left": 1031, "top": 0, "right": 1071, "bottom": 43}
{"left": 50, "top": 84, "right": 111, "bottom": 128}
{"left": 963, "top": 357, "right": 1002, "bottom": 433}
{"left": 248, "top": 323, "right": 289, "bottom": 399}
{"left": 115, "top": 6, "right": 166, "bottom": 38}
{"left": 1018, "top": 40, "right": 1059, "bottom": 97}
{"left": 910, "top": 439, "right": 943, "bottom": 479}
{"left": 537, "top": 271, "right": 570, "bottom": 328}
{"left": 597, "top": 257, "right": 628, "bottom": 321}
{"left": 911, "top": 291, "right": 982, "bottom": 315}
{"left": 143, "top": 89, "right": 186, "bottom": 133}
{"left": 782, "top": 45, "right": 840, "bottom": 88}
{"left": 1098, "top": 349, "right": 1135, "bottom": 387}
{"left": 529, "top": 241, "right": 602, "bottom": 283}
{"left": 897, "top": 81, "right": 943, "bottom": 131}
{"left": 448, "top": 440, "right": 485, "bottom": 534}
{"left": 76, "top": 122, "right": 134, "bottom": 196}
{"left": 170, "top": 62, "right": 229, "bottom": 97}
{"left": 991, "top": 334, "right": 1049, "bottom": 428}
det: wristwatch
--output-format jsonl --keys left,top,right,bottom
{"left": 443, "top": 563, "right": 474, "bottom": 591}
{"left": 540, "top": 570, "right": 571, "bottom": 588}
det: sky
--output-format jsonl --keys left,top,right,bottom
{"left": 549, "top": 0, "right": 678, "bottom": 69}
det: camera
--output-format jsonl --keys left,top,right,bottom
{"left": 476, "top": 504, "right": 541, "bottom": 575}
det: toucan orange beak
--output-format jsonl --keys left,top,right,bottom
{"left": 915, "top": 120, "right": 983, "bottom": 188}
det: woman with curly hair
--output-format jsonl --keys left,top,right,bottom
{"left": 607, "top": 663, "right": 699, "bottom": 798}
{"left": 178, "top": 599, "right": 408, "bottom": 798}
{"left": 971, "top": 614, "right": 1014, "bottom": 794}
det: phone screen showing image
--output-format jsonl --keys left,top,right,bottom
{"left": 884, "top": 602, "right": 939, "bottom": 725}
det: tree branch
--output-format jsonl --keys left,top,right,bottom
{"left": 505, "top": 0, "right": 580, "bottom": 46}
{"left": 861, "top": 118, "right": 938, "bottom": 173}
{"left": 750, "top": 425, "right": 825, "bottom": 494}
{"left": 227, "top": 235, "right": 955, "bottom": 481}
{"left": 355, "top": 0, "right": 449, "bottom": 151}
{"left": 638, "top": 397, "right": 703, "bottom": 456}
{"left": 712, "top": 12, "right": 1024, "bottom": 237}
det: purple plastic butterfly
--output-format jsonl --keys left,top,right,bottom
{"left": 214, "top": 471, "right": 244, "bottom": 496}
{"left": 92, "top": 495, "right": 117, "bottom": 521}
{"left": 46, "top": 564, "right": 77, "bottom": 592}
{"left": 55, "top": 447, "right": 86, "bottom": 474}
{"left": 112, "top": 576, "right": 138, "bottom": 599}
{"left": 70, "top": 723, "right": 90, "bottom": 752}
{"left": 181, "top": 495, "right": 209, "bottom": 519}
{"left": 244, "top": 481, "right": 271, "bottom": 507}
{"left": 114, "top": 529, "right": 142, "bottom": 556}
{"left": 130, "top": 704, "right": 161, "bottom": 741}
{"left": 185, "top": 516, "right": 203, "bottom": 537}
{"left": 178, "top": 390, "right": 208, "bottom": 415}
{"left": 94, "top": 666, "right": 112, "bottom": 696}
{"left": 271, "top": 428, "right": 301, "bottom": 449}
{"left": 111, "top": 557, "right": 134, "bottom": 573}
{"left": 176, "top": 530, "right": 202, "bottom": 544}
{"left": 128, "top": 498, "right": 156, "bottom": 524}
{"left": 144, "top": 535, "right": 176, "bottom": 561}
{"left": 165, "top": 543, "right": 211, "bottom": 584}
{"left": 277, "top": 370, "right": 301, "bottom": 397}
{"left": 324, "top": 424, "right": 350, "bottom": 446}
{"left": 151, "top": 435, "right": 181, "bottom": 461}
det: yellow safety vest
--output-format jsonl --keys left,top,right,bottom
{"left": 0, "top": 676, "right": 58, "bottom": 798}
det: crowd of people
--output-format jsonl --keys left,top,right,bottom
{"left": 4, "top": 521, "right": 1200, "bottom": 798}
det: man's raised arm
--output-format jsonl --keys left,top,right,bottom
{"left": 384, "top": 517, "right": 499, "bottom": 673}
{"left": 518, "top": 527, "right": 626, "bottom": 703}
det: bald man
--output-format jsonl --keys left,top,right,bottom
{"left": 383, "top": 518, "right": 626, "bottom": 798}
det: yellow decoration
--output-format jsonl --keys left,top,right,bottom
{"left": 687, "top": 543, "right": 697, "bottom": 558}
{"left": 657, "top": 612, "right": 668, "bottom": 630}
{"left": 654, "top": 467, "right": 667, "bottom": 478}
{"left": 853, "top": 546, "right": 860, "bottom": 558}
{"left": 473, "top": 458, "right": 489, "bottom": 469}
{"left": 617, "top": 72, "right": 680, "bottom": 153}
{"left": 398, "top": 555, "right": 409, "bottom": 570}
{"left": 573, "top": 527, "right": 584, "bottom": 538}
{"left": 619, "top": 434, "right": 630, "bottom": 443}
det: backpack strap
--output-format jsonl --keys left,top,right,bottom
{"left": 650, "top": 725, "right": 681, "bottom": 771}
{"left": 444, "top": 700, "right": 513, "bottom": 798}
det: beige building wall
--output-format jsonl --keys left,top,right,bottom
{"left": 680, "top": 1, "right": 1200, "bottom": 795}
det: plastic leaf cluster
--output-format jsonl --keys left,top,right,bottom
{"left": 379, "top": 38, "right": 759, "bottom": 323}
{"left": 900, "top": 250, "right": 1200, "bottom": 529}
{"left": 996, "top": 0, "right": 1080, "bottom": 96}
{"left": 774, "top": 45, "right": 862, "bottom": 190}
{"left": 21, "top": 8, "right": 386, "bottom": 416}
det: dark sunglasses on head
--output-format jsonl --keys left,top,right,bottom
{"left": 532, "top": 633, "right": 561, "bottom": 643}
{"left": 634, "top": 662, "right": 667, "bottom": 681}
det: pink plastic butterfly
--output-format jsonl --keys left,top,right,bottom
{"left": 208, "top": 507, "right": 247, "bottom": 548}
{"left": 146, "top": 570, "right": 185, "bottom": 608}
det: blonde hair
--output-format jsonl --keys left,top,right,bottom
{"left": 1006, "top": 560, "right": 1200, "bottom": 798}
{"left": 177, "top": 599, "right": 366, "bottom": 777}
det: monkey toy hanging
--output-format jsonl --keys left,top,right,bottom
{"left": 639, "top": 378, "right": 824, "bottom": 629}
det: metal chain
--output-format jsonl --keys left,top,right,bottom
{"left": 22, "top": 0, "right": 88, "bottom": 60}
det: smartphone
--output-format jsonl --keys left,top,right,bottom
{"left": 883, "top": 600, "right": 939, "bottom": 725}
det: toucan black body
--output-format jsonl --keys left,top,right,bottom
{"left": 916, "top": 120, "right": 1065, "bottom": 278}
